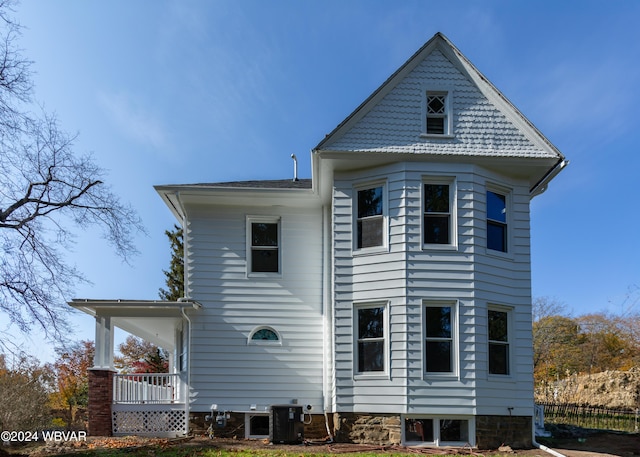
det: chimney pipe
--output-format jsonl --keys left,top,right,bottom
{"left": 291, "top": 154, "right": 299, "bottom": 181}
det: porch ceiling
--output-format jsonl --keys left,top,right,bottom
{"left": 69, "top": 299, "right": 200, "bottom": 351}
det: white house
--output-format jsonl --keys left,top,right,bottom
{"left": 72, "top": 33, "right": 566, "bottom": 449}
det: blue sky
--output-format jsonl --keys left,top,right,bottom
{"left": 7, "top": 1, "right": 640, "bottom": 360}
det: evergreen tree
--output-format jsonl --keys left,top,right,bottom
{"left": 158, "top": 225, "right": 184, "bottom": 301}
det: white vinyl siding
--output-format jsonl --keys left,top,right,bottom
{"left": 185, "top": 203, "right": 324, "bottom": 412}
{"left": 334, "top": 167, "right": 407, "bottom": 413}
{"left": 474, "top": 179, "right": 534, "bottom": 415}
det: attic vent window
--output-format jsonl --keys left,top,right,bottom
{"left": 252, "top": 328, "right": 278, "bottom": 341}
{"left": 248, "top": 326, "right": 281, "bottom": 345}
{"left": 423, "top": 91, "right": 452, "bottom": 137}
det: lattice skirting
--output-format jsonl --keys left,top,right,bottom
{"left": 112, "top": 405, "right": 187, "bottom": 437}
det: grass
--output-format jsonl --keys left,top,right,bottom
{"left": 30, "top": 445, "right": 499, "bottom": 457}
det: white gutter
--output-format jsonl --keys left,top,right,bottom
{"left": 530, "top": 159, "right": 569, "bottom": 198}
{"left": 322, "top": 204, "right": 334, "bottom": 431}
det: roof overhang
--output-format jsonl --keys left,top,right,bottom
{"left": 155, "top": 182, "right": 321, "bottom": 222}
{"left": 69, "top": 299, "right": 201, "bottom": 350}
{"left": 314, "top": 149, "right": 564, "bottom": 197}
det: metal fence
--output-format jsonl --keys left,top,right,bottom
{"left": 540, "top": 403, "right": 639, "bottom": 433}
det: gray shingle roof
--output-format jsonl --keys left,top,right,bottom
{"left": 172, "top": 179, "right": 312, "bottom": 189}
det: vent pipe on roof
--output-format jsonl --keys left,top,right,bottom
{"left": 291, "top": 154, "right": 299, "bottom": 181}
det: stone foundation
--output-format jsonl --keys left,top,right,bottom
{"left": 189, "top": 412, "right": 328, "bottom": 440}
{"left": 332, "top": 413, "right": 401, "bottom": 444}
{"left": 476, "top": 415, "right": 532, "bottom": 449}
{"left": 87, "top": 369, "right": 115, "bottom": 436}
{"left": 191, "top": 411, "right": 532, "bottom": 448}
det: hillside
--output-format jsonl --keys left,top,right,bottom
{"left": 536, "top": 367, "right": 640, "bottom": 409}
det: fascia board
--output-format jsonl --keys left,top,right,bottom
{"left": 170, "top": 186, "right": 322, "bottom": 210}
{"left": 68, "top": 299, "right": 190, "bottom": 317}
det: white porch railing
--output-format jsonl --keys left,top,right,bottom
{"left": 113, "top": 373, "right": 183, "bottom": 404}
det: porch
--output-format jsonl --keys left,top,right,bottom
{"left": 70, "top": 299, "right": 200, "bottom": 437}
{"left": 112, "top": 372, "right": 187, "bottom": 437}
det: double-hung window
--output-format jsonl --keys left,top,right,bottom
{"left": 488, "top": 308, "right": 510, "bottom": 375}
{"left": 486, "top": 190, "right": 507, "bottom": 252}
{"left": 355, "top": 304, "right": 386, "bottom": 374}
{"left": 248, "top": 217, "right": 280, "bottom": 274}
{"left": 356, "top": 185, "right": 384, "bottom": 250}
{"left": 424, "top": 303, "right": 457, "bottom": 375}
{"left": 424, "top": 181, "right": 454, "bottom": 246}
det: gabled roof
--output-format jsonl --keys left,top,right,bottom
{"left": 314, "top": 32, "right": 565, "bottom": 164}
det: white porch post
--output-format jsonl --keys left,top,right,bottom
{"left": 94, "top": 315, "right": 115, "bottom": 369}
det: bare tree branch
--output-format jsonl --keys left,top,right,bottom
{"left": 0, "top": 3, "right": 145, "bottom": 347}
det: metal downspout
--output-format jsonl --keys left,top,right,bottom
{"left": 322, "top": 203, "right": 334, "bottom": 441}
{"left": 180, "top": 305, "right": 192, "bottom": 435}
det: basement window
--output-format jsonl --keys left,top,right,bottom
{"left": 404, "top": 417, "right": 473, "bottom": 446}
{"left": 245, "top": 413, "right": 270, "bottom": 439}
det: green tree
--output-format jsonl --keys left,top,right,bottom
{"left": 158, "top": 225, "right": 184, "bottom": 301}
{"left": 0, "top": 0, "right": 144, "bottom": 347}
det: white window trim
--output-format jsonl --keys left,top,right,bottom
{"left": 422, "top": 176, "right": 458, "bottom": 250}
{"left": 487, "top": 304, "right": 513, "bottom": 379}
{"left": 244, "top": 412, "right": 270, "bottom": 439}
{"left": 247, "top": 325, "right": 282, "bottom": 346}
{"left": 403, "top": 415, "right": 475, "bottom": 447}
{"left": 353, "top": 301, "right": 389, "bottom": 379}
{"left": 485, "top": 183, "right": 513, "bottom": 259}
{"left": 420, "top": 87, "right": 454, "bottom": 139}
{"left": 423, "top": 300, "right": 459, "bottom": 380}
{"left": 246, "top": 215, "right": 282, "bottom": 277}
{"left": 353, "top": 180, "right": 388, "bottom": 255}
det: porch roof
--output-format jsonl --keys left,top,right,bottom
{"left": 69, "top": 299, "right": 201, "bottom": 350}
{"left": 69, "top": 298, "right": 200, "bottom": 317}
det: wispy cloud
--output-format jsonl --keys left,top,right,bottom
{"left": 97, "top": 91, "right": 170, "bottom": 151}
